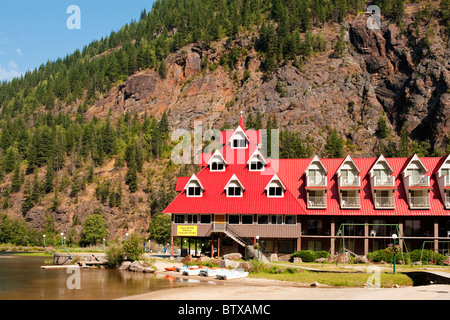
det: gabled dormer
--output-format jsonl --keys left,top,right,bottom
{"left": 229, "top": 121, "right": 249, "bottom": 149}
{"left": 402, "top": 154, "right": 430, "bottom": 209}
{"left": 370, "top": 155, "right": 395, "bottom": 188}
{"left": 336, "top": 155, "right": 361, "bottom": 209}
{"left": 337, "top": 155, "right": 361, "bottom": 188}
{"left": 224, "top": 174, "right": 245, "bottom": 197}
{"left": 435, "top": 154, "right": 450, "bottom": 209}
{"left": 184, "top": 174, "right": 204, "bottom": 197}
{"left": 207, "top": 150, "right": 227, "bottom": 172}
{"left": 305, "top": 155, "right": 327, "bottom": 188}
{"left": 305, "top": 155, "right": 327, "bottom": 209}
{"left": 265, "top": 174, "right": 286, "bottom": 198}
{"left": 369, "top": 155, "right": 395, "bottom": 209}
{"left": 402, "top": 154, "right": 430, "bottom": 187}
{"left": 247, "top": 148, "right": 268, "bottom": 171}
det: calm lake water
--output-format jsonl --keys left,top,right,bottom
{"left": 0, "top": 254, "right": 194, "bottom": 300}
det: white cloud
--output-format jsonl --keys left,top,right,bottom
{"left": 16, "top": 48, "right": 23, "bottom": 56}
{"left": 0, "top": 60, "right": 23, "bottom": 82}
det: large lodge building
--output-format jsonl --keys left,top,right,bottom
{"left": 163, "top": 115, "right": 450, "bottom": 259}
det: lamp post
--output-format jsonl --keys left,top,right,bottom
{"left": 103, "top": 238, "right": 106, "bottom": 253}
{"left": 392, "top": 233, "right": 398, "bottom": 274}
{"left": 43, "top": 234, "right": 54, "bottom": 256}
{"left": 256, "top": 235, "right": 260, "bottom": 260}
{"left": 125, "top": 233, "right": 129, "bottom": 241}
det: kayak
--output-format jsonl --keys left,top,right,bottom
{"left": 164, "top": 267, "right": 177, "bottom": 272}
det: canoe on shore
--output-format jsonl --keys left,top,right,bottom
{"left": 199, "top": 268, "right": 227, "bottom": 277}
{"left": 182, "top": 268, "right": 203, "bottom": 276}
{"left": 215, "top": 269, "right": 249, "bottom": 280}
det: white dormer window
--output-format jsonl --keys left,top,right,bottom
{"left": 233, "top": 138, "right": 248, "bottom": 148}
{"left": 250, "top": 160, "right": 264, "bottom": 171}
{"left": 211, "top": 161, "right": 225, "bottom": 171}
{"left": 247, "top": 148, "right": 268, "bottom": 171}
{"left": 184, "top": 174, "right": 204, "bottom": 197}
{"left": 225, "top": 174, "right": 245, "bottom": 197}
{"left": 227, "top": 183, "right": 243, "bottom": 197}
{"left": 268, "top": 185, "right": 283, "bottom": 197}
{"left": 207, "top": 150, "right": 227, "bottom": 172}
{"left": 229, "top": 126, "right": 249, "bottom": 149}
{"left": 187, "top": 183, "right": 202, "bottom": 197}
{"left": 265, "top": 174, "right": 286, "bottom": 198}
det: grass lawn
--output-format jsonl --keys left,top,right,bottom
{"left": 249, "top": 269, "right": 414, "bottom": 288}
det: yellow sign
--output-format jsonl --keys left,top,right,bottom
{"left": 177, "top": 225, "right": 198, "bottom": 236}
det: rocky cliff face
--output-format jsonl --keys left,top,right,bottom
{"left": 85, "top": 11, "right": 449, "bottom": 157}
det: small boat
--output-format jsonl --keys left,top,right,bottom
{"left": 176, "top": 265, "right": 190, "bottom": 272}
{"left": 216, "top": 269, "right": 249, "bottom": 280}
{"left": 189, "top": 265, "right": 202, "bottom": 270}
{"left": 164, "top": 266, "right": 177, "bottom": 272}
{"left": 199, "top": 268, "right": 227, "bottom": 277}
{"left": 182, "top": 268, "right": 204, "bottom": 276}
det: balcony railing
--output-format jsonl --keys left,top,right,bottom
{"left": 445, "top": 175, "right": 450, "bottom": 187}
{"left": 409, "top": 196, "right": 430, "bottom": 208}
{"left": 341, "top": 197, "right": 360, "bottom": 208}
{"left": 338, "top": 175, "right": 361, "bottom": 188}
{"left": 373, "top": 176, "right": 395, "bottom": 187}
{"left": 406, "top": 175, "right": 430, "bottom": 187}
{"left": 307, "top": 177, "right": 327, "bottom": 187}
{"left": 307, "top": 196, "right": 327, "bottom": 208}
{"left": 374, "top": 196, "right": 395, "bottom": 209}
{"left": 445, "top": 194, "right": 450, "bottom": 209}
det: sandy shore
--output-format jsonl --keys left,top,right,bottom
{"left": 120, "top": 260, "right": 450, "bottom": 300}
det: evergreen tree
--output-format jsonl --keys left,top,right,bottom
{"left": 325, "top": 129, "right": 345, "bottom": 158}
{"left": 44, "top": 160, "right": 55, "bottom": 194}
{"left": 10, "top": 162, "right": 21, "bottom": 193}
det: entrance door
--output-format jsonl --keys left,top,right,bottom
{"left": 214, "top": 215, "right": 226, "bottom": 231}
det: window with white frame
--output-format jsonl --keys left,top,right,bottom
{"left": 210, "top": 161, "right": 225, "bottom": 171}
{"left": 267, "top": 180, "right": 284, "bottom": 197}
{"left": 232, "top": 139, "right": 247, "bottom": 148}
{"left": 227, "top": 181, "right": 243, "bottom": 197}
{"left": 186, "top": 181, "right": 202, "bottom": 197}
{"left": 249, "top": 159, "right": 264, "bottom": 171}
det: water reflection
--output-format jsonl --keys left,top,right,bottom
{"left": 0, "top": 254, "right": 188, "bottom": 300}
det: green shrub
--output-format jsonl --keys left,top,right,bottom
{"left": 409, "top": 249, "right": 445, "bottom": 265}
{"left": 123, "top": 233, "right": 144, "bottom": 261}
{"left": 290, "top": 250, "right": 329, "bottom": 262}
{"left": 106, "top": 243, "right": 125, "bottom": 267}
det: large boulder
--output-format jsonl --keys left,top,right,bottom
{"left": 223, "top": 253, "right": 242, "bottom": 261}
{"left": 129, "top": 261, "right": 145, "bottom": 272}
{"left": 119, "top": 261, "right": 132, "bottom": 270}
{"left": 220, "top": 259, "right": 240, "bottom": 269}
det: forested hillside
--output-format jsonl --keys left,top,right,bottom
{"left": 0, "top": 0, "right": 449, "bottom": 247}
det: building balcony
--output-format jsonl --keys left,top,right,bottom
{"left": 374, "top": 196, "right": 395, "bottom": 209}
{"left": 444, "top": 175, "right": 450, "bottom": 187}
{"left": 408, "top": 195, "right": 430, "bottom": 209}
{"left": 405, "top": 175, "right": 430, "bottom": 188}
{"left": 373, "top": 176, "right": 395, "bottom": 188}
{"left": 341, "top": 196, "right": 361, "bottom": 209}
{"left": 445, "top": 193, "right": 450, "bottom": 209}
{"left": 338, "top": 175, "right": 361, "bottom": 188}
{"left": 307, "top": 196, "right": 327, "bottom": 209}
{"left": 306, "top": 177, "right": 327, "bottom": 188}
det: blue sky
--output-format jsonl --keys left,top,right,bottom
{"left": 0, "top": 0, "right": 155, "bottom": 82}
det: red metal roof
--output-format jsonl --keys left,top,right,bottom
{"left": 164, "top": 120, "right": 450, "bottom": 217}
